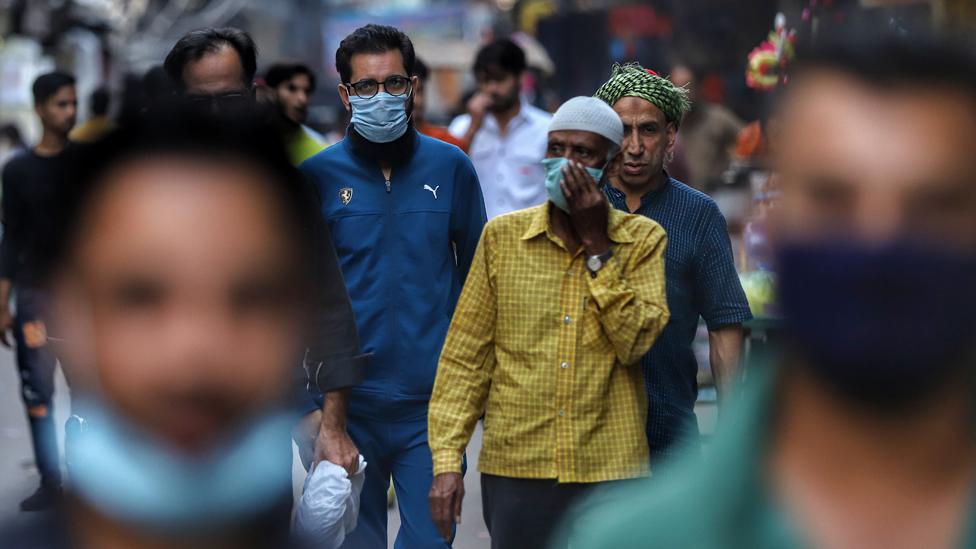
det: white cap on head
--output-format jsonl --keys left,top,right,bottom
{"left": 547, "top": 96, "right": 623, "bottom": 147}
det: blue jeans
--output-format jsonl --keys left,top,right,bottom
{"left": 14, "top": 288, "right": 60, "bottom": 487}
{"left": 340, "top": 403, "right": 461, "bottom": 549}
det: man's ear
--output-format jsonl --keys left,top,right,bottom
{"left": 666, "top": 122, "right": 678, "bottom": 152}
{"left": 337, "top": 84, "right": 351, "bottom": 112}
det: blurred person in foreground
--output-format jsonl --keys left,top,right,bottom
{"left": 449, "top": 38, "right": 551, "bottom": 219}
{"left": 0, "top": 71, "right": 77, "bottom": 511}
{"left": 0, "top": 106, "right": 324, "bottom": 548}
{"left": 429, "top": 96, "right": 669, "bottom": 549}
{"left": 412, "top": 58, "right": 465, "bottom": 151}
{"left": 301, "top": 24, "right": 486, "bottom": 548}
{"left": 263, "top": 62, "right": 328, "bottom": 164}
{"left": 164, "top": 28, "right": 369, "bottom": 476}
{"left": 568, "top": 33, "right": 976, "bottom": 549}
{"left": 70, "top": 87, "right": 115, "bottom": 143}
{"left": 595, "top": 63, "right": 752, "bottom": 464}
{"left": 666, "top": 63, "right": 744, "bottom": 190}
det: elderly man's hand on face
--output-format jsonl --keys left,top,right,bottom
{"left": 561, "top": 159, "right": 612, "bottom": 255}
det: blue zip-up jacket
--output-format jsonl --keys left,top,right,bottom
{"left": 301, "top": 131, "right": 487, "bottom": 419}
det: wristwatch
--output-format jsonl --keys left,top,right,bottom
{"left": 586, "top": 249, "right": 614, "bottom": 277}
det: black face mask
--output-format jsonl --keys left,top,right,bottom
{"left": 777, "top": 239, "right": 976, "bottom": 412}
{"left": 346, "top": 119, "right": 417, "bottom": 166}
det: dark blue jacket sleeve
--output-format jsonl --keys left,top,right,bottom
{"left": 450, "top": 154, "right": 487, "bottom": 283}
{"left": 694, "top": 201, "right": 753, "bottom": 331}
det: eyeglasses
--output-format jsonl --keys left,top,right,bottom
{"left": 344, "top": 75, "right": 411, "bottom": 99}
{"left": 187, "top": 92, "right": 250, "bottom": 109}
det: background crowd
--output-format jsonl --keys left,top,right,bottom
{"left": 1, "top": 1, "right": 976, "bottom": 549}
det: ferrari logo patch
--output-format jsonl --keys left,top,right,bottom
{"left": 339, "top": 188, "right": 353, "bottom": 206}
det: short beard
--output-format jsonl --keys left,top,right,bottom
{"left": 347, "top": 119, "right": 417, "bottom": 166}
{"left": 489, "top": 92, "right": 519, "bottom": 113}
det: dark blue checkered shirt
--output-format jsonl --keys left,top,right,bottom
{"left": 606, "top": 175, "right": 752, "bottom": 460}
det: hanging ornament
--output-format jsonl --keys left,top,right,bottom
{"left": 746, "top": 13, "right": 797, "bottom": 91}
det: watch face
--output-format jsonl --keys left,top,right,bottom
{"left": 587, "top": 256, "right": 602, "bottom": 271}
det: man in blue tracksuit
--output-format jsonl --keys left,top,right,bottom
{"left": 301, "top": 24, "right": 486, "bottom": 548}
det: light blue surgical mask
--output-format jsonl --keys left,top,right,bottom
{"left": 69, "top": 400, "right": 296, "bottom": 533}
{"left": 349, "top": 92, "right": 410, "bottom": 143}
{"left": 542, "top": 157, "right": 605, "bottom": 213}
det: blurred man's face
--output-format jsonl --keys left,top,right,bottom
{"left": 476, "top": 66, "right": 520, "bottom": 113}
{"left": 773, "top": 70, "right": 976, "bottom": 250}
{"left": 36, "top": 85, "right": 77, "bottom": 136}
{"left": 274, "top": 73, "right": 312, "bottom": 124}
{"left": 55, "top": 158, "right": 306, "bottom": 453}
{"left": 612, "top": 96, "right": 677, "bottom": 190}
{"left": 546, "top": 130, "right": 612, "bottom": 171}
{"left": 182, "top": 46, "right": 250, "bottom": 110}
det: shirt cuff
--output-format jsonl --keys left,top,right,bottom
{"left": 311, "top": 352, "right": 372, "bottom": 392}
{"left": 432, "top": 449, "right": 464, "bottom": 476}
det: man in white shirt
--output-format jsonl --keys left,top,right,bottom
{"left": 449, "top": 38, "right": 551, "bottom": 219}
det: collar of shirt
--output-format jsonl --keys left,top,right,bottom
{"left": 520, "top": 201, "right": 637, "bottom": 250}
{"left": 606, "top": 171, "right": 674, "bottom": 212}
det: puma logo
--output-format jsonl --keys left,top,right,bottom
{"left": 424, "top": 184, "right": 439, "bottom": 199}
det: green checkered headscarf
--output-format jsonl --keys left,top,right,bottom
{"left": 594, "top": 62, "right": 691, "bottom": 127}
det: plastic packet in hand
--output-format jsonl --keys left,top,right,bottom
{"left": 293, "top": 455, "right": 367, "bottom": 548}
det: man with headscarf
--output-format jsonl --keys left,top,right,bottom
{"left": 594, "top": 63, "right": 752, "bottom": 464}
{"left": 428, "top": 96, "right": 669, "bottom": 549}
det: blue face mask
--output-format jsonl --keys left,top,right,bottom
{"left": 542, "top": 157, "right": 604, "bottom": 213}
{"left": 69, "top": 400, "right": 296, "bottom": 533}
{"left": 349, "top": 92, "right": 410, "bottom": 143}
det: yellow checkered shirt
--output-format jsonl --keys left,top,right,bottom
{"left": 429, "top": 203, "right": 669, "bottom": 483}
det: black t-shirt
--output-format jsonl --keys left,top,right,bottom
{"left": 0, "top": 148, "right": 69, "bottom": 286}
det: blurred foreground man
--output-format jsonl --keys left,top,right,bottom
{"left": 595, "top": 63, "right": 752, "bottom": 462}
{"left": 0, "top": 71, "right": 77, "bottom": 511}
{"left": 449, "top": 38, "right": 551, "bottom": 219}
{"left": 301, "top": 24, "right": 486, "bottom": 548}
{"left": 569, "top": 34, "right": 976, "bottom": 549}
{"left": 429, "top": 97, "right": 669, "bottom": 549}
{"left": 0, "top": 107, "right": 322, "bottom": 548}
{"left": 165, "top": 28, "right": 369, "bottom": 476}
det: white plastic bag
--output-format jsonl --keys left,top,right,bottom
{"left": 293, "top": 455, "right": 367, "bottom": 548}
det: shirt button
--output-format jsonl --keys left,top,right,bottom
{"left": 563, "top": 315, "right": 572, "bottom": 325}
{"left": 558, "top": 409, "right": 565, "bottom": 417}
{"left": 561, "top": 362, "right": 569, "bottom": 369}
